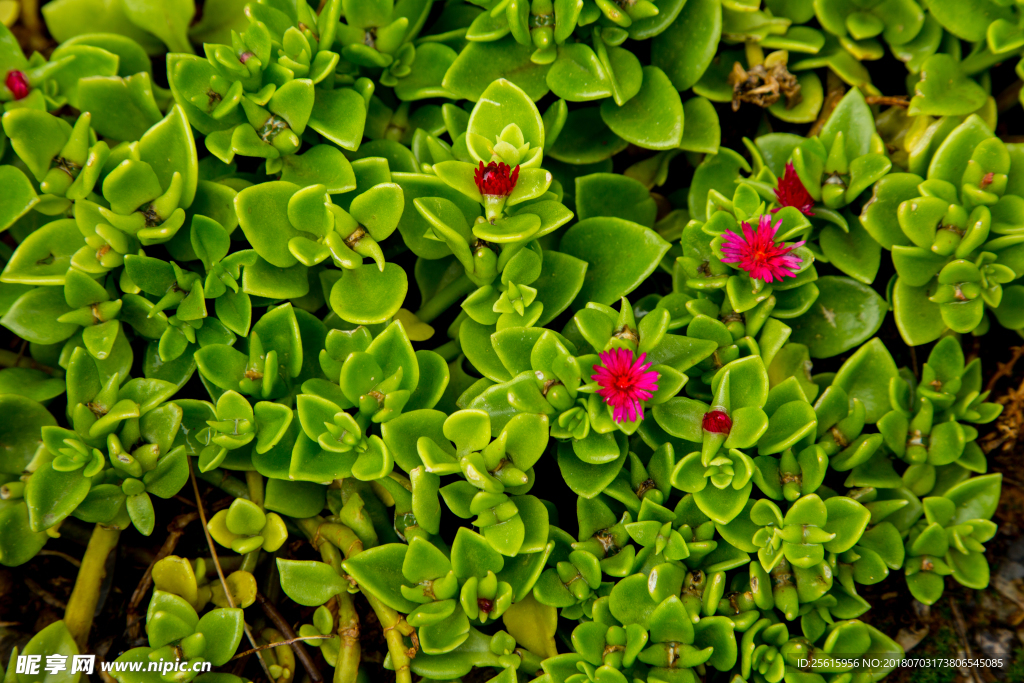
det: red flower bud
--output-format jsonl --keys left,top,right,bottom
{"left": 5, "top": 71, "right": 29, "bottom": 100}
{"left": 474, "top": 161, "right": 519, "bottom": 197}
{"left": 702, "top": 410, "right": 732, "bottom": 434}
{"left": 772, "top": 162, "right": 814, "bottom": 216}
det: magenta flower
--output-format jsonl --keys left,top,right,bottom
{"left": 721, "top": 214, "right": 805, "bottom": 284}
{"left": 772, "top": 162, "right": 814, "bottom": 216}
{"left": 592, "top": 348, "right": 659, "bottom": 423}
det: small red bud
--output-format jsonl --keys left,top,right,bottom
{"left": 474, "top": 161, "right": 519, "bottom": 197}
{"left": 980, "top": 172, "right": 995, "bottom": 190}
{"left": 772, "top": 162, "right": 814, "bottom": 216}
{"left": 702, "top": 410, "right": 732, "bottom": 434}
{"left": 5, "top": 71, "right": 29, "bottom": 100}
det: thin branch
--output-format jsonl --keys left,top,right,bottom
{"left": 0, "top": 348, "right": 61, "bottom": 375}
{"left": 230, "top": 635, "right": 334, "bottom": 661}
{"left": 808, "top": 71, "right": 846, "bottom": 138}
{"left": 865, "top": 95, "right": 910, "bottom": 107}
{"left": 126, "top": 512, "right": 200, "bottom": 641}
{"left": 26, "top": 578, "right": 67, "bottom": 610}
{"left": 38, "top": 549, "right": 82, "bottom": 567}
{"left": 985, "top": 345, "right": 1024, "bottom": 394}
{"left": 188, "top": 459, "right": 275, "bottom": 681}
{"left": 254, "top": 592, "right": 323, "bottom": 683}
{"left": 948, "top": 596, "right": 981, "bottom": 683}
{"left": 997, "top": 79, "right": 1023, "bottom": 113}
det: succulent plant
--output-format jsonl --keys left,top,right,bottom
{"left": 0, "top": 3, "right": 1018, "bottom": 683}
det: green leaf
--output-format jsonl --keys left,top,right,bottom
{"left": 236, "top": 181, "right": 302, "bottom": 268}
{"left": 575, "top": 173, "right": 657, "bottom": 228}
{"left": 467, "top": 78, "right": 544, "bottom": 159}
{"left": 547, "top": 107, "right": 628, "bottom": 164}
{"left": 831, "top": 338, "right": 899, "bottom": 423}
{"left": 823, "top": 496, "right": 870, "bottom": 553}
{"left": 25, "top": 465, "right": 91, "bottom": 532}
{"left": 680, "top": 97, "right": 721, "bottom": 154}
{"left": 1, "top": 287, "right": 77, "bottom": 345}
{"left": 892, "top": 277, "right": 945, "bottom": 347}
{"left": 442, "top": 37, "right": 551, "bottom": 102}
{"left": 0, "top": 166, "right": 38, "bottom": 233}
{"left": 120, "top": 0, "right": 195, "bottom": 53}
{"left": 1, "top": 220, "right": 84, "bottom": 286}
{"left": 560, "top": 217, "right": 671, "bottom": 306}
{"left": 599, "top": 66, "right": 683, "bottom": 150}
{"left": 329, "top": 263, "right": 408, "bottom": 324}
{"left": 945, "top": 473, "right": 1002, "bottom": 523}
{"left": 556, "top": 440, "right": 628, "bottom": 498}
{"left": 651, "top": 0, "right": 722, "bottom": 91}
{"left": 909, "top": 54, "right": 987, "bottom": 116}
{"left": 309, "top": 87, "right": 368, "bottom": 151}
{"left": 1, "top": 109, "right": 72, "bottom": 181}
{"left": 276, "top": 559, "right": 350, "bottom": 607}
{"left": 788, "top": 276, "right": 888, "bottom": 358}
{"left": 819, "top": 87, "right": 875, "bottom": 159}
{"left": 342, "top": 544, "right": 419, "bottom": 612}
{"left": 17, "top": 620, "right": 79, "bottom": 683}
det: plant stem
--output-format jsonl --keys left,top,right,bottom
{"left": 20, "top": 0, "right": 39, "bottom": 31}
{"left": 239, "top": 551, "right": 260, "bottom": 573}
{"left": 189, "top": 459, "right": 274, "bottom": 681}
{"left": 126, "top": 512, "right": 199, "bottom": 642}
{"left": 334, "top": 591, "right": 361, "bottom": 683}
{"left": 241, "top": 471, "right": 264, "bottom": 574}
{"left": 371, "top": 601, "right": 414, "bottom": 683}
{"left": 246, "top": 471, "right": 265, "bottom": 507}
{"left": 255, "top": 592, "right": 323, "bottom": 683}
{"left": 432, "top": 339, "right": 460, "bottom": 362}
{"left": 316, "top": 522, "right": 365, "bottom": 559}
{"left": 64, "top": 524, "right": 121, "bottom": 650}
{"left": 298, "top": 518, "right": 418, "bottom": 683}
{"left": 197, "top": 468, "right": 251, "bottom": 500}
{"left": 745, "top": 42, "right": 764, "bottom": 67}
{"left": 0, "top": 349, "right": 60, "bottom": 374}
{"left": 415, "top": 274, "right": 475, "bottom": 323}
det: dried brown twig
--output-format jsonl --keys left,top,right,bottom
{"left": 865, "top": 95, "right": 910, "bottom": 107}
{"left": 809, "top": 71, "right": 846, "bottom": 137}
{"left": 255, "top": 592, "right": 324, "bottom": 683}
{"left": 126, "top": 512, "right": 199, "bottom": 641}
{"left": 230, "top": 635, "right": 334, "bottom": 661}
{"left": 985, "top": 345, "right": 1024, "bottom": 394}
{"left": 188, "top": 459, "right": 275, "bottom": 681}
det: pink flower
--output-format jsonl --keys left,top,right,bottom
{"left": 474, "top": 161, "right": 519, "bottom": 196}
{"left": 721, "top": 214, "right": 805, "bottom": 284}
{"left": 772, "top": 162, "right": 814, "bottom": 216}
{"left": 592, "top": 348, "right": 660, "bottom": 423}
